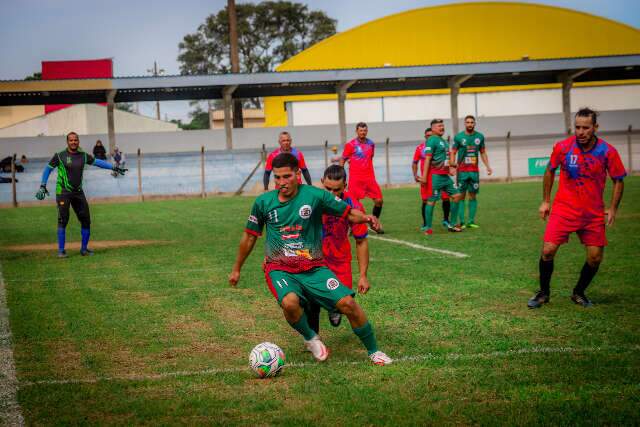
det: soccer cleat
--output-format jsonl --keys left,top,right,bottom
{"left": 304, "top": 336, "right": 329, "bottom": 362}
{"left": 441, "top": 220, "right": 450, "bottom": 228}
{"left": 328, "top": 310, "right": 342, "bottom": 327}
{"left": 571, "top": 293, "right": 593, "bottom": 308}
{"left": 528, "top": 291, "right": 550, "bottom": 309}
{"left": 423, "top": 228, "right": 433, "bottom": 236}
{"left": 369, "top": 224, "right": 385, "bottom": 234}
{"left": 57, "top": 250, "right": 68, "bottom": 258}
{"left": 466, "top": 222, "right": 480, "bottom": 229}
{"left": 448, "top": 225, "right": 463, "bottom": 232}
{"left": 80, "top": 249, "right": 94, "bottom": 256}
{"left": 369, "top": 351, "right": 393, "bottom": 366}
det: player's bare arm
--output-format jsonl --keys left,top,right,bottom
{"left": 481, "top": 151, "right": 493, "bottom": 175}
{"left": 229, "top": 232, "right": 258, "bottom": 287}
{"left": 355, "top": 238, "right": 370, "bottom": 294}
{"left": 420, "top": 156, "right": 431, "bottom": 184}
{"left": 411, "top": 162, "right": 419, "bottom": 182}
{"left": 539, "top": 167, "right": 556, "bottom": 220}
{"left": 606, "top": 179, "right": 624, "bottom": 226}
{"left": 348, "top": 208, "right": 379, "bottom": 231}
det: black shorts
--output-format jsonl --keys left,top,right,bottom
{"left": 56, "top": 191, "right": 91, "bottom": 228}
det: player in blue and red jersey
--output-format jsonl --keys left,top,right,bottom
{"left": 528, "top": 108, "right": 626, "bottom": 309}
{"left": 306, "top": 165, "right": 372, "bottom": 331}
{"left": 412, "top": 127, "right": 451, "bottom": 229}
{"left": 263, "top": 131, "right": 312, "bottom": 190}
{"left": 340, "top": 122, "right": 385, "bottom": 233}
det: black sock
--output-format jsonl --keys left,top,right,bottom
{"left": 372, "top": 205, "right": 382, "bottom": 218}
{"left": 306, "top": 303, "right": 320, "bottom": 334}
{"left": 539, "top": 258, "right": 554, "bottom": 295}
{"left": 574, "top": 262, "right": 599, "bottom": 296}
{"left": 421, "top": 202, "right": 426, "bottom": 227}
{"left": 442, "top": 200, "right": 451, "bottom": 222}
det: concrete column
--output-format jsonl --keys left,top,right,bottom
{"left": 337, "top": 80, "right": 357, "bottom": 145}
{"left": 223, "top": 86, "right": 238, "bottom": 150}
{"left": 106, "top": 90, "right": 117, "bottom": 155}
{"left": 448, "top": 75, "right": 472, "bottom": 136}
{"left": 559, "top": 69, "right": 590, "bottom": 134}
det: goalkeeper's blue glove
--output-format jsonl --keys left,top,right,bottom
{"left": 113, "top": 166, "right": 128, "bottom": 176}
{"left": 35, "top": 184, "right": 49, "bottom": 200}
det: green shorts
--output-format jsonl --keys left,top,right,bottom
{"left": 458, "top": 171, "right": 480, "bottom": 194}
{"left": 428, "top": 174, "right": 460, "bottom": 202}
{"left": 267, "top": 267, "right": 355, "bottom": 310}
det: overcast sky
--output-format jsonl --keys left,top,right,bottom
{"left": 2, "top": 0, "right": 639, "bottom": 121}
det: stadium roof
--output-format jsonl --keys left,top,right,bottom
{"left": 0, "top": 55, "right": 639, "bottom": 106}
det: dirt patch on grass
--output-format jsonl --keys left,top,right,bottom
{"left": 3, "top": 240, "right": 168, "bottom": 252}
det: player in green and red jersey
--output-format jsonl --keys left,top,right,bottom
{"left": 452, "top": 115, "right": 493, "bottom": 228}
{"left": 229, "top": 153, "right": 392, "bottom": 365}
{"left": 419, "top": 119, "right": 463, "bottom": 235}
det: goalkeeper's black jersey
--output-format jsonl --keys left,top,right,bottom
{"left": 47, "top": 149, "right": 95, "bottom": 194}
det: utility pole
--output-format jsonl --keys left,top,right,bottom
{"left": 147, "top": 61, "right": 165, "bottom": 120}
{"left": 228, "top": 0, "right": 244, "bottom": 128}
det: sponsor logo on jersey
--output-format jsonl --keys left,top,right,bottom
{"left": 281, "top": 233, "right": 300, "bottom": 240}
{"left": 66, "top": 156, "right": 72, "bottom": 165}
{"left": 326, "top": 278, "right": 340, "bottom": 290}
{"left": 280, "top": 225, "right": 302, "bottom": 232}
{"left": 299, "top": 205, "right": 312, "bottom": 219}
{"left": 248, "top": 215, "right": 258, "bottom": 224}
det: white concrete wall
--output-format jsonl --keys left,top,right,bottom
{"left": 289, "top": 84, "right": 640, "bottom": 126}
{"left": 0, "top": 104, "right": 178, "bottom": 137}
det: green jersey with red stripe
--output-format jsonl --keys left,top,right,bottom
{"left": 453, "top": 131, "right": 485, "bottom": 172}
{"left": 425, "top": 135, "right": 450, "bottom": 175}
{"left": 245, "top": 185, "right": 350, "bottom": 273}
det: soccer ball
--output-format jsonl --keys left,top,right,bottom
{"left": 249, "top": 342, "right": 286, "bottom": 378}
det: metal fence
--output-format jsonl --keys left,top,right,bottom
{"left": 1, "top": 128, "right": 638, "bottom": 207}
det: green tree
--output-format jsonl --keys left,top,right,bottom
{"left": 172, "top": 107, "right": 210, "bottom": 130}
{"left": 24, "top": 72, "right": 42, "bottom": 81}
{"left": 178, "top": 1, "right": 336, "bottom": 108}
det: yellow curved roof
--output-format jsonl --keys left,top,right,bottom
{"left": 278, "top": 2, "right": 640, "bottom": 71}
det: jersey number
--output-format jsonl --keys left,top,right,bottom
{"left": 570, "top": 155, "right": 578, "bottom": 165}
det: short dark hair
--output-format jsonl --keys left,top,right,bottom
{"left": 464, "top": 115, "right": 476, "bottom": 121}
{"left": 575, "top": 107, "right": 598, "bottom": 125}
{"left": 424, "top": 127, "right": 432, "bottom": 133}
{"left": 430, "top": 119, "right": 443, "bottom": 126}
{"left": 272, "top": 153, "right": 299, "bottom": 170}
{"left": 323, "top": 164, "right": 347, "bottom": 182}
{"left": 66, "top": 131, "right": 79, "bottom": 141}
{"left": 356, "top": 122, "right": 368, "bottom": 129}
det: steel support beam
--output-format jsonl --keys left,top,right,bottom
{"left": 223, "top": 85, "right": 238, "bottom": 150}
{"left": 559, "top": 69, "right": 591, "bottom": 134}
{"left": 106, "top": 90, "right": 117, "bottom": 155}
{"left": 337, "top": 80, "right": 357, "bottom": 145}
{"left": 448, "top": 75, "right": 473, "bottom": 135}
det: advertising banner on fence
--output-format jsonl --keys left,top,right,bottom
{"left": 528, "top": 157, "right": 551, "bottom": 176}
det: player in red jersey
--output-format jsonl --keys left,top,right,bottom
{"left": 528, "top": 108, "right": 626, "bottom": 309}
{"left": 340, "top": 122, "right": 385, "bottom": 233}
{"left": 412, "top": 127, "right": 451, "bottom": 229}
{"left": 306, "top": 165, "right": 372, "bottom": 331}
{"left": 263, "top": 131, "right": 312, "bottom": 190}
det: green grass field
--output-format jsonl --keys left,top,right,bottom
{"left": 1, "top": 178, "right": 639, "bottom": 425}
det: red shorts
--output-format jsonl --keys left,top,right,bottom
{"left": 543, "top": 213, "right": 607, "bottom": 247}
{"left": 328, "top": 262, "right": 352, "bottom": 289}
{"left": 420, "top": 177, "right": 449, "bottom": 201}
{"left": 349, "top": 178, "right": 382, "bottom": 201}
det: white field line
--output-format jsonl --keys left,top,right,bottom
{"left": 368, "top": 235, "right": 469, "bottom": 258}
{"left": 0, "top": 262, "right": 25, "bottom": 426}
{"left": 18, "top": 345, "right": 637, "bottom": 388}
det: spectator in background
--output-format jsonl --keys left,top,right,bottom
{"left": 0, "top": 155, "right": 24, "bottom": 173}
{"left": 93, "top": 140, "right": 107, "bottom": 160}
{"left": 111, "top": 147, "right": 126, "bottom": 178}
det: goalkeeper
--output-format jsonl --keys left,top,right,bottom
{"left": 36, "top": 132, "right": 127, "bottom": 257}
